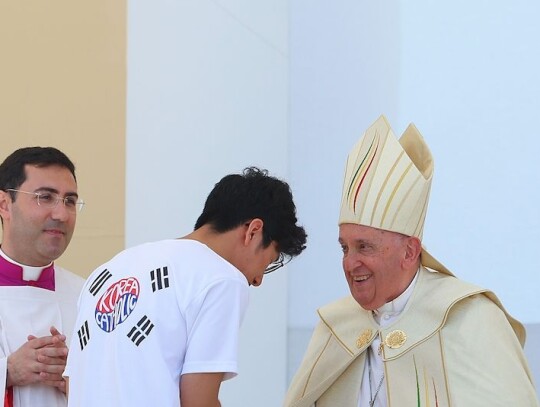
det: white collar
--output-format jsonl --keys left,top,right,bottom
{"left": 0, "top": 248, "right": 52, "bottom": 281}
{"left": 372, "top": 268, "right": 419, "bottom": 321}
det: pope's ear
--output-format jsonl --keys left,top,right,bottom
{"left": 403, "top": 236, "right": 422, "bottom": 266}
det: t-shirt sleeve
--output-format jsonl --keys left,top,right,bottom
{"left": 63, "top": 278, "right": 91, "bottom": 379}
{"left": 181, "top": 278, "right": 249, "bottom": 380}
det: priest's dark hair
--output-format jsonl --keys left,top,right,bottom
{"left": 0, "top": 147, "right": 76, "bottom": 202}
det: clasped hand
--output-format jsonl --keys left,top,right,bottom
{"left": 6, "top": 326, "right": 68, "bottom": 394}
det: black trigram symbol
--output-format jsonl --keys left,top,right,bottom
{"left": 77, "top": 320, "right": 90, "bottom": 351}
{"left": 150, "top": 267, "right": 169, "bottom": 292}
{"left": 89, "top": 269, "right": 112, "bottom": 296}
{"left": 127, "top": 315, "right": 154, "bottom": 346}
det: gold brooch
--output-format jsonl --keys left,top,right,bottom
{"left": 356, "top": 329, "right": 373, "bottom": 348}
{"left": 384, "top": 330, "right": 407, "bottom": 349}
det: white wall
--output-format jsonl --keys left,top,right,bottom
{"left": 126, "top": 0, "right": 540, "bottom": 403}
{"left": 126, "top": 1, "right": 290, "bottom": 405}
{"left": 288, "top": 0, "right": 402, "bottom": 330}
{"left": 288, "top": 0, "right": 539, "bottom": 388}
{"left": 398, "top": 0, "right": 540, "bottom": 322}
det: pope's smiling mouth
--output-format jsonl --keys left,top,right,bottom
{"left": 353, "top": 275, "right": 370, "bottom": 282}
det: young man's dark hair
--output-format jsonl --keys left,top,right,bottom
{"left": 0, "top": 146, "right": 77, "bottom": 200}
{"left": 194, "top": 167, "right": 307, "bottom": 257}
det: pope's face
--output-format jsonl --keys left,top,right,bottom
{"left": 339, "top": 223, "right": 411, "bottom": 310}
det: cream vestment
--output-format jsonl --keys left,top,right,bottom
{"left": 285, "top": 267, "right": 538, "bottom": 407}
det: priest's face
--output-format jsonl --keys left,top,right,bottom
{"left": 0, "top": 165, "right": 78, "bottom": 266}
{"left": 339, "top": 223, "right": 415, "bottom": 310}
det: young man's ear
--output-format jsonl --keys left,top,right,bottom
{"left": 243, "top": 218, "right": 264, "bottom": 246}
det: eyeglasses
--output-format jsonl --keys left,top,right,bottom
{"left": 6, "top": 189, "right": 85, "bottom": 213}
{"left": 264, "top": 252, "right": 291, "bottom": 275}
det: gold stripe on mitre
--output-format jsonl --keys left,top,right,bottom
{"left": 339, "top": 115, "right": 454, "bottom": 276}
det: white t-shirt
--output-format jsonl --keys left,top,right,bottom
{"left": 64, "top": 239, "right": 249, "bottom": 406}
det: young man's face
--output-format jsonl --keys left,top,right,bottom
{"left": 338, "top": 223, "right": 412, "bottom": 310}
{"left": 0, "top": 164, "right": 79, "bottom": 266}
{"left": 243, "top": 241, "right": 280, "bottom": 287}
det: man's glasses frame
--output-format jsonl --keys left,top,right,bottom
{"left": 6, "top": 189, "right": 85, "bottom": 213}
{"left": 264, "top": 252, "right": 291, "bottom": 275}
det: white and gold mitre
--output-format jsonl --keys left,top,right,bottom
{"left": 339, "top": 115, "right": 453, "bottom": 275}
